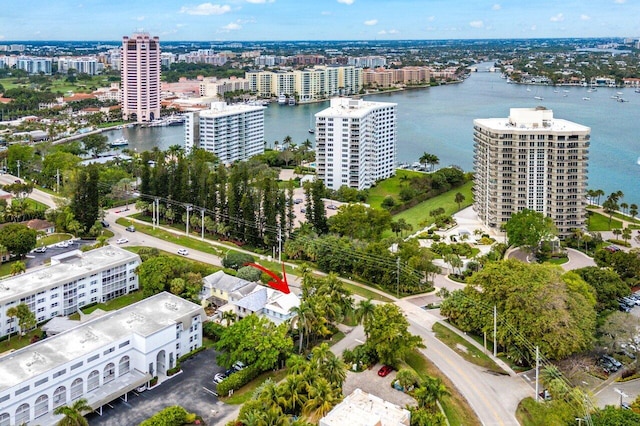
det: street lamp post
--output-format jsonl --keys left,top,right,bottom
{"left": 185, "top": 204, "right": 192, "bottom": 237}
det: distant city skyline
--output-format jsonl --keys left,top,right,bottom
{"left": 1, "top": 0, "right": 639, "bottom": 42}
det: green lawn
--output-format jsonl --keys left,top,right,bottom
{"left": 0, "top": 328, "right": 43, "bottom": 354}
{"left": 367, "top": 169, "right": 424, "bottom": 209}
{"left": 405, "top": 349, "right": 481, "bottom": 426}
{"left": 80, "top": 291, "right": 146, "bottom": 315}
{"left": 432, "top": 322, "right": 505, "bottom": 375}
{"left": 390, "top": 180, "right": 474, "bottom": 232}
{"left": 37, "top": 233, "right": 73, "bottom": 247}
{"left": 0, "top": 259, "right": 24, "bottom": 277}
{"left": 587, "top": 211, "right": 623, "bottom": 231}
{"left": 0, "top": 75, "right": 113, "bottom": 94}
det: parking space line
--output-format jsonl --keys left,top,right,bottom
{"left": 203, "top": 386, "right": 218, "bottom": 397}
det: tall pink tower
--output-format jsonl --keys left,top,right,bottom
{"left": 121, "top": 32, "right": 161, "bottom": 122}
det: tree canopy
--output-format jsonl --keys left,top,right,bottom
{"left": 0, "top": 223, "right": 37, "bottom": 257}
{"left": 214, "top": 314, "right": 293, "bottom": 371}
{"left": 503, "top": 209, "right": 557, "bottom": 253}
{"left": 441, "top": 260, "right": 596, "bottom": 361}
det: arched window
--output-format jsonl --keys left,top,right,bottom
{"left": 70, "top": 378, "right": 83, "bottom": 400}
{"left": 53, "top": 385, "right": 66, "bottom": 409}
{"left": 0, "top": 413, "right": 10, "bottom": 426}
{"left": 15, "top": 403, "right": 29, "bottom": 425}
{"left": 118, "top": 356, "right": 130, "bottom": 376}
{"left": 35, "top": 394, "right": 49, "bottom": 418}
{"left": 87, "top": 370, "right": 100, "bottom": 391}
{"left": 103, "top": 362, "right": 115, "bottom": 384}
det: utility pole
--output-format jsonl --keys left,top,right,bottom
{"left": 277, "top": 226, "right": 282, "bottom": 263}
{"left": 201, "top": 209, "right": 205, "bottom": 241}
{"left": 535, "top": 346, "right": 539, "bottom": 402}
{"left": 56, "top": 168, "right": 60, "bottom": 193}
{"left": 185, "top": 204, "right": 191, "bottom": 237}
{"left": 152, "top": 199, "right": 156, "bottom": 229}
{"left": 493, "top": 305, "right": 497, "bottom": 357}
{"left": 396, "top": 257, "right": 400, "bottom": 298}
{"left": 16, "top": 160, "right": 20, "bottom": 179}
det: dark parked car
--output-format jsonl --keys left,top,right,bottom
{"left": 378, "top": 365, "right": 393, "bottom": 377}
{"left": 100, "top": 220, "right": 109, "bottom": 228}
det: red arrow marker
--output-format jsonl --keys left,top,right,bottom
{"left": 245, "top": 263, "right": 290, "bottom": 294}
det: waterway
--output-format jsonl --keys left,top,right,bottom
{"left": 103, "top": 65, "right": 640, "bottom": 207}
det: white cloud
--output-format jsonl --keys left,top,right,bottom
{"left": 550, "top": 13, "right": 564, "bottom": 22}
{"left": 246, "top": 0, "right": 274, "bottom": 3}
{"left": 222, "top": 22, "right": 242, "bottom": 30}
{"left": 337, "top": 0, "right": 355, "bottom": 4}
{"left": 388, "top": 29, "right": 398, "bottom": 34}
{"left": 614, "top": 0, "right": 627, "bottom": 4}
{"left": 469, "top": 20, "right": 484, "bottom": 28}
{"left": 180, "top": 3, "right": 232, "bottom": 16}
{"left": 428, "top": 16, "right": 435, "bottom": 22}
{"left": 378, "top": 29, "right": 398, "bottom": 35}
{"left": 135, "top": 16, "right": 145, "bottom": 21}
{"left": 321, "top": 11, "right": 332, "bottom": 15}
{"left": 492, "top": 4, "right": 501, "bottom": 10}
{"left": 531, "top": 25, "right": 537, "bottom": 31}
{"left": 364, "top": 19, "right": 378, "bottom": 26}
{"left": 580, "top": 14, "right": 591, "bottom": 20}
{"left": 0, "top": 35, "right": 4, "bottom": 40}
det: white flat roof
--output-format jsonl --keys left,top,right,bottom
{"left": 316, "top": 98, "right": 397, "bottom": 119}
{"left": 474, "top": 108, "right": 590, "bottom": 132}
{"left": 200, "top": 102, "right": 265, "bottom": 119}
{"left": 0, "top": 292, "right": 205, "bottom": 392}
{"left": 0, "top": 245, "right": 140, "bottom": 305}
{"left": 321, "top": 388, "right": 410, "bottom": 426}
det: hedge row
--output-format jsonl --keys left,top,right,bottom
{"left": 215, "top": 364, "right": 261, "bottom": 396}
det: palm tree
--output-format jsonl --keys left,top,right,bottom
{"left": 5, "top": 306, "right": 18, "bottom": 342}
{"left": 277, "top": 374, "right": 307, "bottom": 413}
{"left": 630, "top": 204, "right": 638, "bottom": 222}
{"left": 594, "top": 189, "right": 605, "bottom": 206}
{"left": 54, "top": 398, "right": 92, "bottom": 426}
{"left": 622, "top": 227, "right": 632, "bottom": 244}
{"left": 221, "top": 310, "right": 237, "bottom": 326}
{"left": 302, "top": 377, "right": 339, "bottom": 423}
{"left": 291, "top": 301, "right": 315, "bottom": 353}
{"left": 454, "top": 192, "right": 466, "bottom": 210}
{"left": 414, "top": 377, "right": 449, "bottom": 410}
{"left": 10, "top": 261, "right": 26, "bottom": 276}
{"left": 354, "top": 299, "right": 376, "bottom": 338}
{"left": 319, "top": 353, "right": 347, "bottom": 389}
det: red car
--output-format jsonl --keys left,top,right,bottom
{"left": 378, "top": 365, "right": 393, "bottom": 377}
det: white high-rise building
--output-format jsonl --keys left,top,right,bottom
{"left": 473, "top": 107, "right": 590, "bottom": 237}
{"left": 184, "top": 102, "right": 265, "bottom": 164}
{"left": 315, "top": 98, "right": 397, "bottom": 190}
{"left": 121, "top": 32, "right": 161, "bottom": 122}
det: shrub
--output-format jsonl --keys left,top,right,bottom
{"left": 236, "top": 265, "right": 262, "bottom": 282}
{"left": 137, "top": 247, "right": 160, "bottom": 261}
{"left": 381, "top": 196, "right": 396, "bottom": 209}
{"left": 139, "top": 405, "right": 190, "bottom": 426}
{"left": 177, "top": 346, "right": 206, "bottom": 363}
{"left": 203, "top": 322, "right": 225, "bottom": 341}
{"left": 149, "top": 376, "right": 158, "bottom": 387}
{"left": 222, "top": 252, "right": 255, "bottom": 270}
{"left": 167, "top": 363, "right": 181, "bottom": 376}
{"left": 216, "top": 364, "right": 261, "bottom": 396}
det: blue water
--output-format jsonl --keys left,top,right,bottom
{"left": 104, "top": 68, "right": 640, "bottom": 207}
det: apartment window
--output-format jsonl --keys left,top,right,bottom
{"left": 53, "top": 369, "right": 66, "bottom": 378}
{"left": 70, "top": 361, "right": 83, "bottom": 370}
{"left": 88, "top": 354, "right": 99, "bottom": 362}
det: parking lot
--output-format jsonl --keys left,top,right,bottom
{"left": 86, "top": 349, "right": 238, "bottom": 425}
{"left": 342, "top": 363, "right": 416, "bottom": 408}
{"left": 25, "top": 239, "right": 94, "bottom": 268}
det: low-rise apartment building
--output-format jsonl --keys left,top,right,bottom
{"left": 0, "top": 246, "right": 141, "bottom": 339}
{"left": 0, "top": 292, "right": 205, "bottom": 426}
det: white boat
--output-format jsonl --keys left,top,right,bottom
{"left": 582, "top": 97, "right": 590, "bottom": 101}
{"left": 308, "top": 113, "right": 314, "bottom": 134}
{"left": 288, "top": 97, "right": 296, "bottom": 106}
{"left": 277, "top": 94, "right": 287, "bottom": 104}
{"left": 534, "top": 96, "right": 543, "bottom": 100}
{"left": 111, "top": 137, "right": 129, "bottom": 147}
{"left": 637, "top": 156, "right": 640, "bottom": 165}
{"left": 526, "top": 87, "right": 531, "bottom": 92}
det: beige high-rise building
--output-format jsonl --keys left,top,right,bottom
{"left": 121, "top": 32, "right": 161, "bottom": 122}
{"left": 473, "top": 107, "right": 590, "bottom": 237}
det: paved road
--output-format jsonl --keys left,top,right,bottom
{"left": 0, "top": 173, "right": 58, "bottom": 207}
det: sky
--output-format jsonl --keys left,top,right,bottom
{"left": 1, "top": 0, "right": 639, "bottom": 41}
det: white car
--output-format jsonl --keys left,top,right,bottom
{"left": 116, "top": 238, "right": 128, "bottom": 244}
{"left": 55, "top": 241, "right": 69, "bottom": 248}
{"left": 213, "top": 373, "right": 226, "bottom": 384}
{"left": 177, "top": 248, "right": 189, "bottom": 256}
